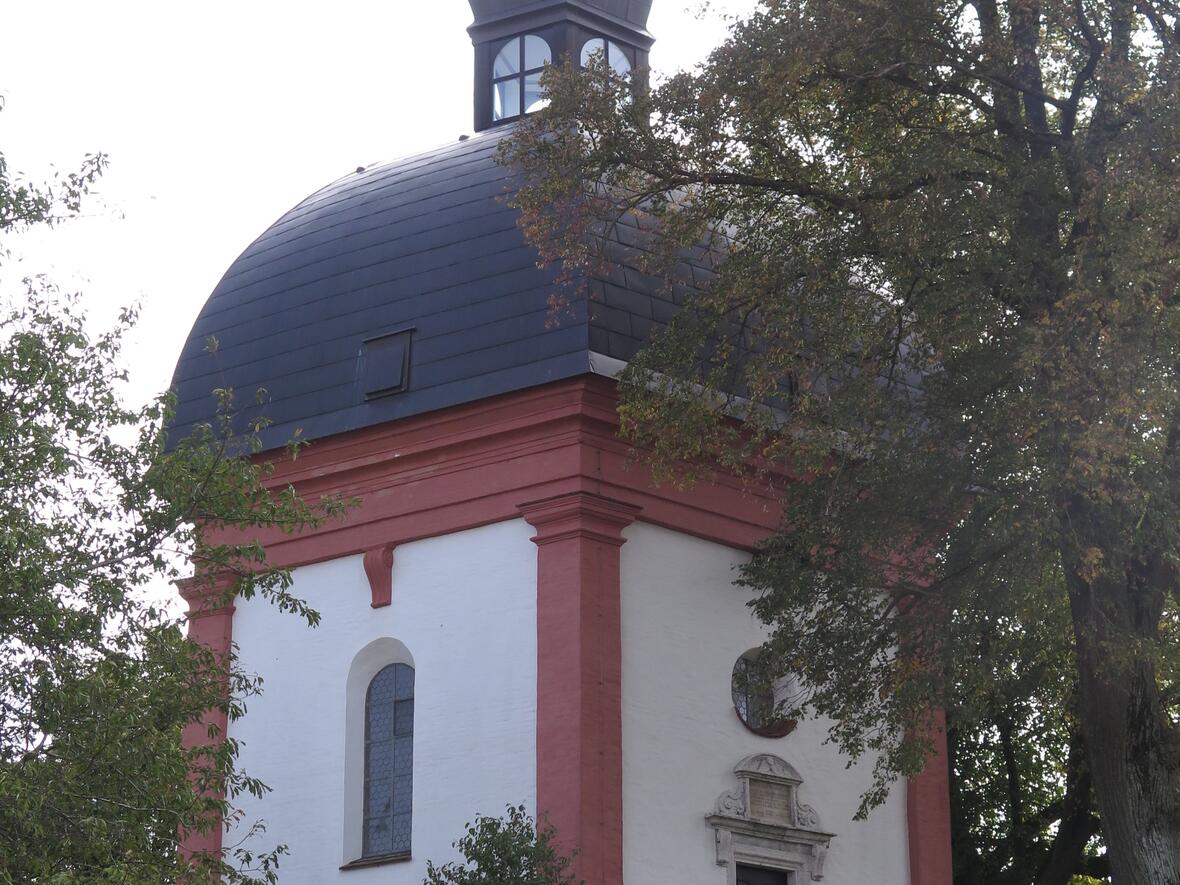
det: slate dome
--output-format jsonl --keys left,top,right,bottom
{"left": 168, "top": 130, "right": 684, "bottom": 451}
{"left": 169, "top": 0, "right": 682, "bottom": 451}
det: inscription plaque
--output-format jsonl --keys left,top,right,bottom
{"left": 748, "top": 779, "right": 794, "bottom": 825}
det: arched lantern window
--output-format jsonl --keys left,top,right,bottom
{"left": 579, "top": 36, "right": 633, "bottom": 77}
{"left": 361, "top": 662, "right": 415, "bottom": 859}
{"left": 492, "top": 35, "right": 552, "bottom": 121}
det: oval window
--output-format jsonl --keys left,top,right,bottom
{"left": 731, "top": 649, "right": 796, "bottom": 738}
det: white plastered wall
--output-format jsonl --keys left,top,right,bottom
{"left": 226, "top": 519, "right": 538, "bottom": 884}
{"left": 620, "top": 522, "right": 910, "bottom": 885}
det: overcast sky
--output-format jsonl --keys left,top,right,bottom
{"left": 1, "top": 0, "right": 757, "bottom": 405}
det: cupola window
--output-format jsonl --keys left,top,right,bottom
{"left": 492, "top": 35, "right": 552, "bottom": 122}
{"left": 579, "top": 37, "right": 633, "bottom": 77}
{"left": 468, "top": 0, "right": 650, "bottom": 132}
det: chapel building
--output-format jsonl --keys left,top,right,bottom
{"left": 170, "top": 2, "right": 953, "bottom": 883}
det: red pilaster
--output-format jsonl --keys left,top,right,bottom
{"left": 519, "top": 491, "right": 641, "bottom": 885}
{"left": 177, "top": 576, "right": 236, "bottom": 863}
{"left": 907, "top": 709, "right": 954, "bottom": 885}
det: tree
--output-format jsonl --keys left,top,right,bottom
{"left": 0, "top": 104, "right": 343, "bottom": 882}
{"left": 945, "top": 597, "right": 1105, "bottom": 883}
{"left": 424, "top": 805, "right": 580, "bottom": 885}
{"left": 504, "top": 0, "right": 1180, "bottom": 880}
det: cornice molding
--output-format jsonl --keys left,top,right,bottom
{"left": 198, "top": 377, "right": 783, "bottom": 580}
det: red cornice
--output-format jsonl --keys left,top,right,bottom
{"left": 200, "top": 377, "right": 783, "bottom": 571}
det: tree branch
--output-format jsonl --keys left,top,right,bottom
{"left": 1062, "top": 0, "right": 1104, "bottom": 141}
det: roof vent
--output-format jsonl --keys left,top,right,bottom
{"left": 360, "top": 329, "right": 412, "bottom": 400}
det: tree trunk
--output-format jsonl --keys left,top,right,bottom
{"left": 1063, "top": 538, "right": 1180, "bottom": 884}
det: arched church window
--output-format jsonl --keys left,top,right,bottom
{"left": 731, "top": 649, "right": 796, "bottom": 738}
{"left": 579, "top": 37, "right": 633, "bottom": 77}
{"left": 492, "top": 35, "right": 552, "bottom": 122}
{"left": 362, "top": 662, "right": 415, "bottom": 859}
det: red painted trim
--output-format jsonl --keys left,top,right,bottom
{"left": 520, "top": 492, "right": 640, "bottom": 885}
{"left": 907, "top": 710, "right": 954, "bottom": 885}
{"left": 200, "top": 378, "right": 784, "bottom": 569}
{"left": 362, "top": 544, "right": 395, "bottom": 608}
{"left": 177, "top": 576, "right": 236, "bottom": 864}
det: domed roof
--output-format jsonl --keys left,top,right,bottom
{"left": 169, "top": 130, "right": 683, "bottom": 451}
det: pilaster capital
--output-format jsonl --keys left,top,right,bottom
{"left": 518, "top": 491, "right": 641, "bottom": 547}
{"left": 175, "top": 572, "right": 238, "bottom": 619}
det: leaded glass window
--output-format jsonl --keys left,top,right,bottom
{"left": 362, "top": 663, "right": 414, "bottom": 858}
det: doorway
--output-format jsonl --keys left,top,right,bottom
{"left": 736, "top": 864, "right": 793, "bottom": 885}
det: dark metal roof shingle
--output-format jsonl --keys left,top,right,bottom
{"left": 168, "top": 131, "right": 665, "bottom": 452}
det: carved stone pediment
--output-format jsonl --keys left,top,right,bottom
{"left": 707, "top": 754, "right": 835, "bottom": 883}
{"left": 734, "top": 754, "right": 804, "bottom": 785}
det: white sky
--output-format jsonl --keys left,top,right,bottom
{"left": 1, "top": 0, "right": 757, "bottom": 406}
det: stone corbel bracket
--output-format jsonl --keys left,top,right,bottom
{"left": 363, "top": 543, "right": 396, "bottom": 608}
{"left": 706, "top": 754, "right": 835, "bottom": 883}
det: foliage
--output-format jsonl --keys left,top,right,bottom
{"left": 424, "top": 805, "right": 580, "bottom": 885}
{"left": 0, "top": 101, "right": 104, "bottom": 233}
{"left": 0, "top": 108, "right": 344, "bottom": 882}
{"left": 945, "top": 587, "right": 1104, "bottom": 883}
{"left": 504, "top": 0, "right": 1180, "bottom": 881}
